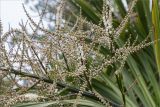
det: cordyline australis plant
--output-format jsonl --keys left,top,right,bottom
{"left": 0, "top": 0, "right": 157, "bottom": 107}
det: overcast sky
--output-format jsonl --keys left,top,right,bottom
{"left": 0, "top": 0, "right": 42, "bottom": 33}
{"left": 0, "top": 0, "right": 26, "bottom": 32}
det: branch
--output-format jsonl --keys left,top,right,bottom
{"left": 0, "top": 68, "right": 98, "bottom": 100}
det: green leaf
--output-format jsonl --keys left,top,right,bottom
{"left": 127, "top": 56, "right": 156, "bottom": 107}
{"left": 152, "top": 0, "right": 160, "bottom": 75}
{"left": 72, "top": 0, "right": 100, "bottom": 24}
{"left": 13, "top": 99, "right": 105, "bottom": 107}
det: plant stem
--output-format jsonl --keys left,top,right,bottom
{"left": 0, "top": 67, "right": 97, "bottom": 100}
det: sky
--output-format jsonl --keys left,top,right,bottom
{"left": 0, "top": 0, "right": 27, "bottom": 32}
{"left": 0, "top": 0, "right": 41, "bottom": 33}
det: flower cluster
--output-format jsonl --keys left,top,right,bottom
{"left": 0, "top": 0, "right": 154, "bottom": 106}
